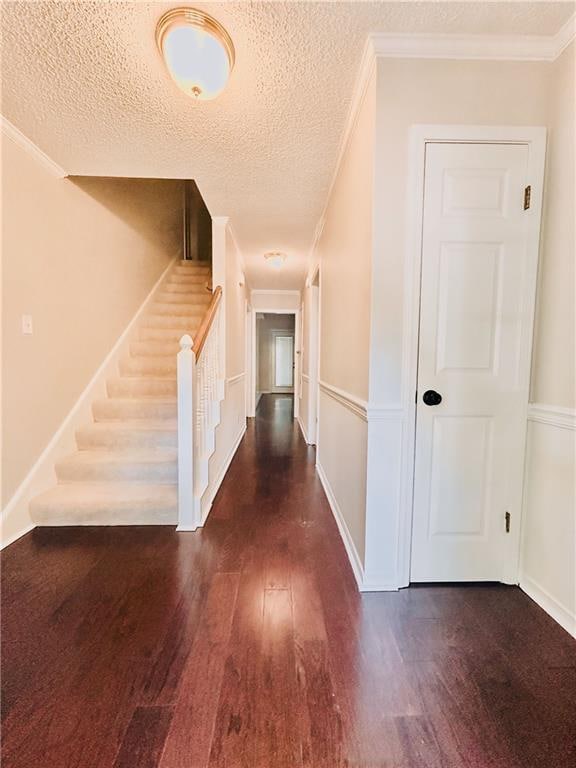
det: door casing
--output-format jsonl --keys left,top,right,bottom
{"left": 399, "top": 125, "right": 546, "bottom": 588}
{"left": 249, "top": 308, "right": 300, "bottom": 419}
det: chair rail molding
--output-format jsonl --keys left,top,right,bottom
{"left": 318, "top": 380, "right": 403, "bottom": 424}
{"left": 527, "top": 403, "right": 576, "bottom": 430}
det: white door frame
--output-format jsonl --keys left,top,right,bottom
{"left": 271, "top": 330, "right": 295, "bottom": 390}
{"left": 249, "top": 309, "right": 300, "bottom": 419}
{"left": 398, "top": 125, "right": 546, "bottom": 588}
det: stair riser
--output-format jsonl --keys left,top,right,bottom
{"left": 163, "top": 281, "right": 208, "bottom": 292}
{"left": 77, "top": 429, "right": 177, "bottom": 451}
{"left": 142, "top": 315, "right": 201, "bottom": 329}
{"left": 156, "top": 292, "right": 210, "bottom": 304}
{"left": 168, "top": 275, "right": 210, "bottom": 286}
{"left": 173, "top": 265, "right": 211, "bottom": 275}
{"left": 130, "top": 341, "right": 180, "bottom": 357}
{"left": 151, "top": 303, "right": 208, "bottom": 317}
{"left": 107, "top": 378, "right": 177, "bottom": 398}
{"left": 120, "top": 358, "right": 177, "bottom": 377}
{"left": 32, "top": 506, "right": 178, "bottom": 526}
{"left": 56, "top": 460, "right": 177, "bottom": 484}
{"left": 93, "top": 399, "right": 176, "bottom": 421}
{"left": 138, "top": 328, "right": 193, "bottom": 342}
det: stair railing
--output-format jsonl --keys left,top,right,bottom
{"left": 177, "top": 286, "right": 223, "bottom": 530}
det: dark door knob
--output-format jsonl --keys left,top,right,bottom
{"left": 423, "top": 389, "right": 442, "bottom": 406}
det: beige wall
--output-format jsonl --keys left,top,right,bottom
{"left": 531, "top": 43, "right": 575, "bottom": 408}
{"left": 1, "top": 133, "right": 183, "bottom": 506}
{"left": 314, "top": 69, "right": 377, "bottom": 566}
{"left": 251, "top": 291, "right": 300, "bottom": 312}
{"left": 318, "top": 71, "right": 375, "bottom": 402}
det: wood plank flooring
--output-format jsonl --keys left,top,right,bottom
{"left": 2, "top": 394, "right": 575, "bottom": 767}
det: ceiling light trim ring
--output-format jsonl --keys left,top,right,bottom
{"left": 156, "top": 7, "right": 235, "bottom": 72}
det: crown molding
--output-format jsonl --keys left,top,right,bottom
{"left": 554, "top": 14, "right": 576, "bottom": 58}
{"left": 1, "top": 115, "right": 67, "bottom": 178}
{"left": 369, "top": 26, "right": 573, "bottom": 63}
{"left": 308, "top": 16, "right": 575, "bottom": 274}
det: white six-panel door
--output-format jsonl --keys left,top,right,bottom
{"left": 411, "top": 142, "right": 532, "bottom": 582}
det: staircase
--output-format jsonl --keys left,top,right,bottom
{"left": 30, "top": 260, "right": 212, "bottom": 526}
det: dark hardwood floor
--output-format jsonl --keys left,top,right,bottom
{"left": 2, "top": 393, "right": 575, "bottom": 767}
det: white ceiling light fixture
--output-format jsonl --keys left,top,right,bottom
{"left": 264, "top": 251, "right": 287, "bottom": 269}
{"left": 156, "top": 7, "right": 235, "bottom": 101}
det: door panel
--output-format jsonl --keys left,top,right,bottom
{"left": 275, "top": 336, "right": 294, "bottom": 388}
{"left": 411, "top": 142, "right": 530, "bottom": 582}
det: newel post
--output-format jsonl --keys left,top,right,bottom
{"left": 177, "top": 334, "right": 196, "bottom": 530}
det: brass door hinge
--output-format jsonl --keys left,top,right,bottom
{"left": 524, "top": 185, "right": 531, "bottom": 210}
{"left": 505, "top": 511, "right": 511, "bottom": 533}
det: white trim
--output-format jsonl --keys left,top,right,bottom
{"left": 318, "top": 380, "right": 403, "bottom": 424}
{"left": 302, "top": 373, "right": 310, "bottom": 382}
{"left": 250, "top": 308, "right": 301, "bottom": 420}
{"left": 369, "top": 28, "right": 573, "bottom": 63}
{"left": 297, "top": 414, "right": 310, "bottom": 445}
{"left": 0, "top": 256, "right": 178, "bottom": 544}
{"left": 1, "top": 523, "right": 35, "bottom": 551}
{"left": 250, "top": 289, "right": 301, "bottom": 297}
{"left": 399, "top": 125, "right": 547, "bottom": 588}
{"left": 554, "top": 14, "right": 576, "bottom": 59}
{"left": 520, "top": 574, "right": 576, "bottom": 640}
{"left": 1, "top": 115, "right": 67, "bottom": 178}
{"left": 226, "top": 372, "right": 246, "bottom": 386}
{"left": 319, "top": 380, "right": 367, "bottom": 420}
{"left": 200, "top": 423, "right": 246, "bottom": 525}
{"left": 527, "top": 403, "right": 576, "bottom": 431}
{"left": 316, "top": 460, "right": 364, "bottom": 588}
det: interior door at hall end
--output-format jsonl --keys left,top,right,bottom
{"left": 411, "top": 141, "right": 534, "bottom": 582}
{"left": 275, "top": 335, "right": 294, "bottom": 388}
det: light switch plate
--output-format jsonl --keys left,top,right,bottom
{"left": 22, "top": 315, "right": 33, "bottom": 335}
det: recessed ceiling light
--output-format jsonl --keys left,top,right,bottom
{"left": 264, "top": 251, "right": 287, "bottom": 269}
{"left": 156, "top": 7, "right": 235, "bottom": 101}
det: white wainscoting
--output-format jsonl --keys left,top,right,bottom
{"left": 201, "top": 373, "right": 247, "bottom": 523}
{"left": 520, "top": 403, "right": 575, "bottom": 638}
{"left": 316, "top": 385, "right": 576, "bottom": 618}
{"left": 317, "top": 380, "right": 405, "bottom": 591}
{"left": 298, "top": 374, "right": 312, "bottom": 444}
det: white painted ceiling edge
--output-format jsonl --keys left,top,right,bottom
{"left": 2, "top": 15, "right": 574, "bottom": 293}
{"left": 304, "top": 13, "right": 576, "bottom": 285}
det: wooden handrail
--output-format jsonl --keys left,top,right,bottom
{"left": 193, "top": 286, "right": 222, "bottom": 359}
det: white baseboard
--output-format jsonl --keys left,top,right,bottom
{"left": 297, "top": 415, "right": 310, "bottom": 444}
{"left": 360, "top": 581, "right": 401, "bottom": 592}
{"left": 315, "top": 460, "right": 364, "bottom": 589}
{"left": 1, "top": 256, "right": 177, "bottom": 548}
{"left": 520, "top": 574, "right": 576, "bottom": 639}
{"left": 200, "top": 423, "right": 247, "bottom": 524}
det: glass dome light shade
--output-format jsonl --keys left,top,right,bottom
{"left": 156, "top": 8, "right": 235, "bottom": 101}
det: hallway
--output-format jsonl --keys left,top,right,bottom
{"left": 2, "top": 394, "right": 575, "bottom": 768}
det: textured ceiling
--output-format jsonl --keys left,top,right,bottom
{"left": 1, "top": 1, "right": 573, "bottom": 289}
